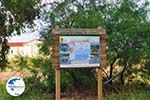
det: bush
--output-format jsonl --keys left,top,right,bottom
{"left": 7, "top": 56, "right": 98, "bottom": 94}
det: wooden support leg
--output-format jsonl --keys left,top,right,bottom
{"left": 55, "top": 68, "right": 60, "bottom": 100}
{"left": 98, "top": 68, "right": 103, "bottom": 100}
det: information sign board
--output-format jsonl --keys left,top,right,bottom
{"left": 52, "top": 27, "right": 106, "bottom": 100}
{"left": 60, "top": 36, "right": 100, "bottom": 68}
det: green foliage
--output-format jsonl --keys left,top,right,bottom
{"left": 8, "top": 56, "right": 55, "bottom": 93}
{"left": 0, "top": 81, "right": 150, "bottom": 100}
{"left": 105, "top": 91, "right": 150, "bottom": 100}
{"left": 1, "top": 56, "right": 150, "bottom": 99}
{"left": 7, "top": 56, "right": 97, "bottom": 93}
{"left": 0, "top": 0, "right": 40, "bottom": 70}
{"left": 2, "top": 0, "right": 40, "bottom": 24}
{"left": 60, "top": 69, "right": 97, "bottom": 92}
{"left": 30, "top": 57, "right": 55, "bottom": 93}
{"left": 40, "top": 0, "right": 150, "bottom": 85}
{"left": 0, "top": 82, "right": 48, "bottom": 100}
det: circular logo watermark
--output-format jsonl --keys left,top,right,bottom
{"left": 6, "top": 76, "right": 25, "bottom": 96}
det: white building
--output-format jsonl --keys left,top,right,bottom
{"left": 8, "top": 39, "right": 42, "bottom": 57}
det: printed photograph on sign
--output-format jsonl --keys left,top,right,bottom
{"left": 60, "top": 36, "right": 100, "bottom": 68}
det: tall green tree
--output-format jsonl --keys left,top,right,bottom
{"left": 107, "top": 0, "right": 150, "bottom": 84}
{"left": 40, "top": 0, "right": 150, "bottom": 85}
{"left": 0, "top": 0, "right": 40, "bottom": 70}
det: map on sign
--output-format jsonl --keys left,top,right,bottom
{"left": 60, "top": 36, "right": 100, "bottom": 68}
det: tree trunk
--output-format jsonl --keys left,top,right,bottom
{"left": 120, "top": 65, "right": 126, "bottom": 85}
{"left": 109, "top": 58, "right": 117, "bottom": 84}
{"left": 109, "top": 63, "right": 113, "bottom": 84}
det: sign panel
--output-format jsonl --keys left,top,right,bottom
{"left": 60, "top": 36, "right": 100, "bottom": 68}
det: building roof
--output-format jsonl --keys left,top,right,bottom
{"left": 25, "top": 39, "right": 43, "bottom": 44}
{"left": 8, "top": 39, "right": 42, "bottom": 47}
{"left": 8, "top": 42, "right": 25, "bottom": 47}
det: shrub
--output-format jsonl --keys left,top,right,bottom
{"left": 7, "top": 56, "right": 98, "bottom": 94}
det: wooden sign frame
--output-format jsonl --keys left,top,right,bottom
{"left": 52, "top": 26, "right": 106, "bottom": 100}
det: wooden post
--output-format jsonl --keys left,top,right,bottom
{"left": 98, "top": 68, "right": 103, "bottom": 100}
{"left": 52, "top": 26, "right": 61, "bottom": 100}
{"left": 55, "top": 68, "right": 60, "bottom": 100}
{"left": 98, "top": 27, "right": 106, "bottom": 100}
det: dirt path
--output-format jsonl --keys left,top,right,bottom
{"left": 0, "top": 71, "right": 24, "bottom": 82}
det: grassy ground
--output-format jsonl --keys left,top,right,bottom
{"left": 105, "top": 92, "right": 150, "bottom": 100}
{"left": 0, "top": 82, "right": 150, "bottom": 100}
{"left": 0, "top": 82, "right": 44, "bottom": 100}
{"left": 1, "top": 57, "right": 149, "bottom": 100}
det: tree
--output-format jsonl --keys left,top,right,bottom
{"left": 0, "top": 0, "right": 40, "bottom": 70}
{"left": 40, "top": 0, "right": 150, "bottom": 85}
{"left": 107, "top": 0, "right": 150, "bottom": 84}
